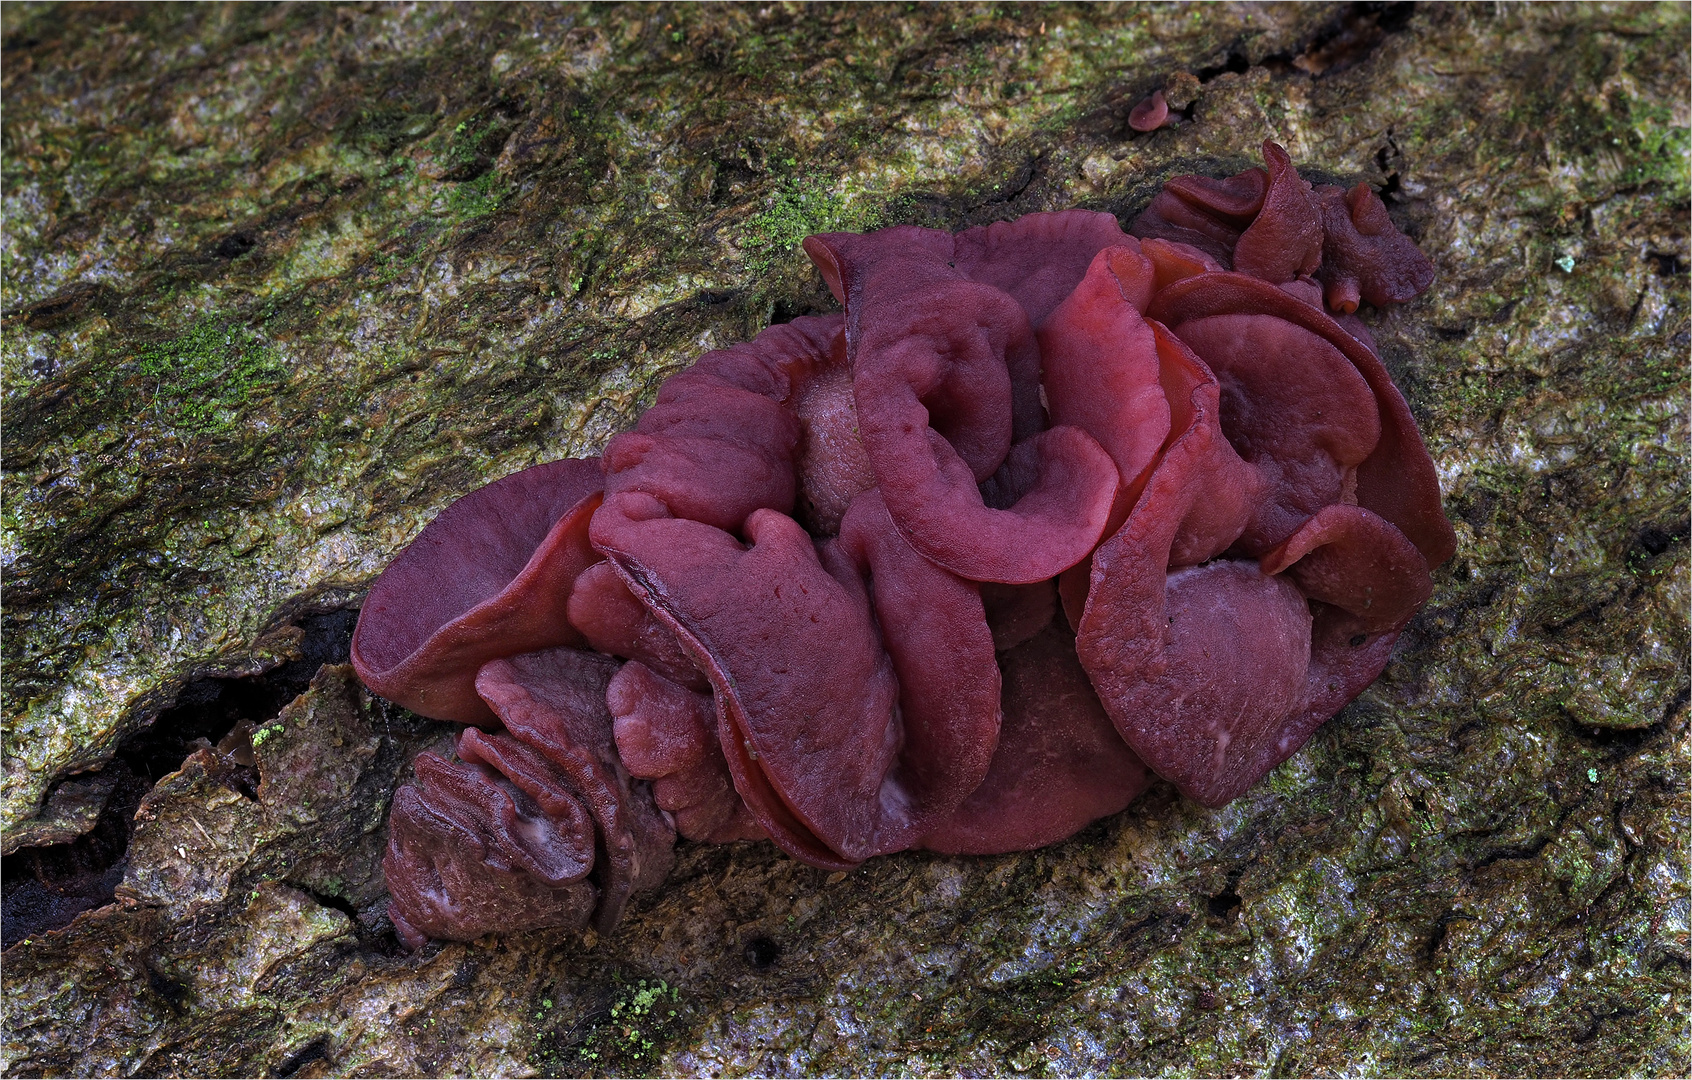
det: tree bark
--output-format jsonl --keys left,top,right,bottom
{"left": 2, "top": 3, "right": 1686, "bottom": 1075}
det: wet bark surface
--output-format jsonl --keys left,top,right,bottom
{"left": 2, "top": 3, "right": 1687, "bottom": 1076}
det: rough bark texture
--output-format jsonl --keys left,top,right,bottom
{"left": 2, "top": 3, "right": 1687, "bottom": 1076}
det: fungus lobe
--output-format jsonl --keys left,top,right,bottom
{"left": 352, "top": 141, "right": 1453, "bottom": 945}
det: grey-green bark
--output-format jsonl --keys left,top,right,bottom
{"left": 2, "top": 2, "right": 1687, "bottom": 1076}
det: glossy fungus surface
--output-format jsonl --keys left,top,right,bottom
{"left": 1128, "top": 89, "right": 1173, "bottom": 132}
{"left": 352, "top": 141, "right": 1453, "bottom": 946}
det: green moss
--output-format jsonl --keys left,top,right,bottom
{"left": 739, "top": 174, "right": 885, "bottom": 275}
{"left": 445, "top": 170, "right": 506, "bottom": 219}
{"left": 133, "top": 317, "right": 283, "bottom": 434}
{"left": 1622, "top": 99, "right": 1691, "bottom": 198}
{"left": 534, "top": 977, "right": 683, "bottom": 1077}
{"left": 442, "top": 114, "right": 506, "bottom": 176}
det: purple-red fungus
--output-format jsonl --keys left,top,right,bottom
{"left": 352, "top": 141, "right": 1453, "bottom": 947}
{"left": 1128, "top": 88, "right": 1172, "bottom": 132}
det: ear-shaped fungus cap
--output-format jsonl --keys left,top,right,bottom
{"left": 921, "top": 619, "right": 1150, "bottom": 854}
{"left": 1230, "top": 141, "right": 1324, "bottom": 284}
{"left": 592, "top": 494, "right": 896, "bottom": 868}
{"left": 1133, "top": 142, "right": 1437, "bottom": 319}
{"left": 1148, "top": 272, "right": 1456, "bottom": 565}
{"left": 383, "top": 747, "right": 600, "bottom": 950}
{"left": 1075, "top": 339, "right": 1314, "bottom": 806}
{"left": 1037, "top": 243, "right": 1173, "bottom": 528}
{"left": 350, "top": 458, "right": 604, "bottom": 725}
{"left": 950, "top": 210, "right": 1141, "bottom": 332}
{"left": 1078, "top": 254, "right": 1451, "bottom": 806}
{"left": 592, "top": 489, "right": 1004, "bottom": 867}
{"left": 608, "top": 660, "right": 766, "bottom": 844}
{"left": 598, "top": 315, "right": 845, "bottom": 534}
{"left": 1315, "top": 183, "right": 1437, "bottom": 314}
{"left": 586, "top": 303, "right": 1016, "bottom": 868}
{"left": 382, "top": 647, "right": 675, "bottom": 947}
{"left": 804, "top": 228, "right": 1119, "bottom": 585}
{"left": 1128, "top": 89, "right": 1172, "bottom": 133}
{"left": 1129, "top": 163, "right": 1267, "bottom": 267}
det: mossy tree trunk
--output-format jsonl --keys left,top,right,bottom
{"left": 3, "top": 3, "right": 1686, "bottom": 1076}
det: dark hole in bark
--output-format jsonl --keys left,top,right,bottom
{"left": 1648, "top": 251, "right": 1689, "bottom": 278}
{"left": 0, "top": 609, "right": 357, "bottom": 946}
{"left": 1636, "top": 524, "right": 1679, "bottom": 556}
{"left": 1422, "top": 908, "right": 1472, "bottom": 963}
{"left": 214, "top": 232, "right": 257, "bottom": 259}
{"left": 1195, "top": 3, "right": 1414, "bottom": 84}
{"left": 768, "top": 295, "right": 828, "bottom": 325}
{"left": 986, "top": 156, "right": 1037, "bottom": 204}
{"left": 1424, "top": 920, "right": 1449, "bottom": 961}
{"left": 272, "top": 1037, "right": 331, "bottom": 1078}
{"left": 1207, "top": 889, "right": 1242, "bottom": 918}
{"left": 0, "top": 764, "right": 149, "bottom": 948}
{"left": 294, "top": 885, "right": 405, "bottom": 956}
{"left": 1567, "top": 684, "right": 1684, "bottom": 758}
{"left": 297, "top": 885, "right": 360, "bottom": 924}
{"left": 1573, "top": 1006, "right": 1639, "bottom": 1044}
{"left": 1288, "top": 2, "right": 1416, "bottom": 77}
{"left": 743, "top": 935, "right": 782, "bottom": 969}
{"left": 692, "top": 288, "right": 738, "bottom": 307}
{"left": 5, "top": 282, "right": 115, "bottom": 331}
{"left": 1376, "top": 171, "right": 1405, "bottom": 204}
{"left": 147, "top": 963, "right": 191, "bottom": 1012}
{"left": 26, "top": 297, "right": 74, "bottom": 319}
{"left": 125, "top": 608, "right": 357, "bottom": 784}
{"left": 708, "top": 156, "right": 760, "bottom": 204}
{"left": 1195, "top": 51, "right": 1250, "bottom": 82}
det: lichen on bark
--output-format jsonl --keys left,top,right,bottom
{"left": 2, "top": 2, "right": 1687, "bottom": 1077}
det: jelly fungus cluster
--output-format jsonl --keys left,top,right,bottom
{"left": 351, "top": 142, "right": 1452, "bottom": 948}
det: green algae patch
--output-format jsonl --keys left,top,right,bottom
{"left": 740, "top": 174, "right": 886, "bottom": 275}
{"left": 133, "top": 317, "right": 284, "bottom": 434}
{"left": 533, "top": 976, "right": 687, "bottom": 1077}
{"left": 444, "top": 170, "right": 508, "bottom": 220}
{"left": 1622, "top": 99, "right": 1692, "bottom": 200}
